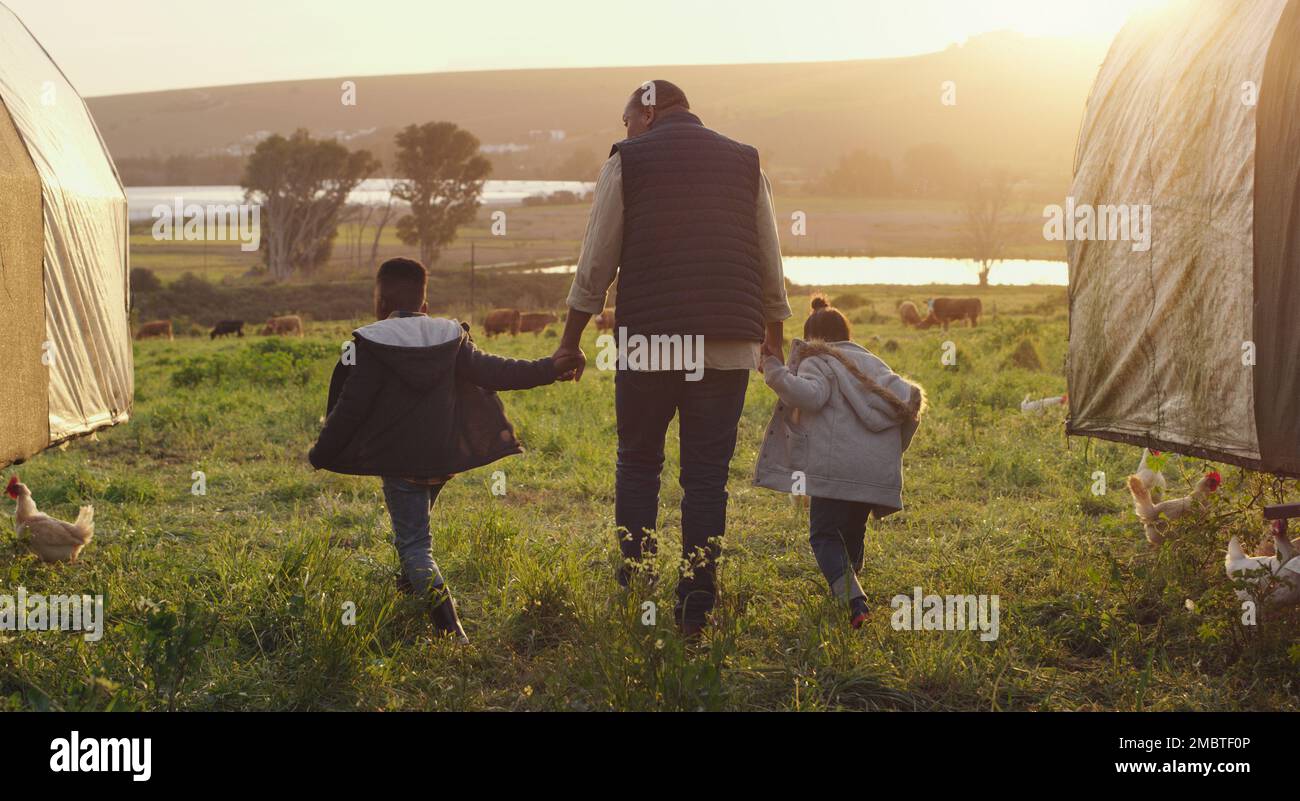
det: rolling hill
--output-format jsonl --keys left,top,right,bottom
{"left": 86, "top": 30, "right": 1106, "bottom": 190}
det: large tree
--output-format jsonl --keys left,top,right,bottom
{"left": 392, "top": 122, "right": 492, "bottom": 266}
{"left": 242, "top": 129, "right": 378, "bottom": 280}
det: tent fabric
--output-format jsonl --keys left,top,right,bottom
{"left": 1067, "top": 0, "right": 1297, "bottom": 475}
{"left": 0, "top": 93, "right": 47, "bottom": 467}
{"left": 1254, "top": 0, "right": 1300, "bottom": 476}
{"left": 0, "top": 2, "right": 131, "bottom": 467}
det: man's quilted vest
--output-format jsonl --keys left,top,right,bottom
{"left": 612, "top": 112, "right": 765, "bottom": 341}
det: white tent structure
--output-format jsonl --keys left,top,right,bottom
{"left": 0, "top": 2, "right": 131, "bottom": 469}
{"left": 1068, "top": 0, "right": 1300, "bottom": 476}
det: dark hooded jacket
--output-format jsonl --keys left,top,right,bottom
{"left": 308, "top": 314, "right": 557, "bottom": 479}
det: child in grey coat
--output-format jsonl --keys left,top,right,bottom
{"left": 755, "top": 296, "right": 925, "bottom": 627}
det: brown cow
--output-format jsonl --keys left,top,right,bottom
{"left": 920, "top": 297, "right": 982, "bottom": 330}
{"left": 595, "top": 308, "right": 615, "bottom": 332}
{"left": 260, "top": 315, "right": 304, "bottom": 336}
{"left": 210, "top": 319, "right": 244, "bottom": 339}
{"left": 135, "top": 320, "right": 173, "bottom": 340}
{"left": 898, "top": 301, "right": 923, "bottom": 327}
{"left": 519, "top": 311, "right": 558, "bottom": 334}
{"left": 483, "top": 308, "right": 521, "bottom": 336}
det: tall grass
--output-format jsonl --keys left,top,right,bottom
{"left": 2, "top": 290, "right": 1297, "bottom": 711}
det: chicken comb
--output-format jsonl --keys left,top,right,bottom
{"left": 5, "top": 475, "right": 19, "bottom": 499}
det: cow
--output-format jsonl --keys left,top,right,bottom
{"left": 210, "top": 319, "right": 245, "bottom": 339}
{"left": 595, "top": 308, "right": 615, "bottom": 332}
{"left": 483, "top": 308, "right": 521, "bottom": 337}
{"left": 260, "top": 315, "right": 304, "bottom": 336}
{"left": 919, "top": 297, "right": 982, "bottom": 330}
{"left": 898, "top": 301, "right": 923, "bottom": 327}
{"left": 135, "top": 320, "right": 173, "bottom": 340}
{"left": 519, "top": 311, "right": 558, "bottom": 334}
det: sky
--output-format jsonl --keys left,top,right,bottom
{"left": 3, "top": 0, "right": 1164, "bottom": 97}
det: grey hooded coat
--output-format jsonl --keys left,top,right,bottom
{"left": 754, "top": 339, "right": 922, "bottom": 513}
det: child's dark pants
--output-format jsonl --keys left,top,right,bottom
{"left": 808, "top": 496, "right": 871, "bottom": 601}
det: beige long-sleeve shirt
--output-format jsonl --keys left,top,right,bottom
{"left": 566, "top": 152, "right": 792, "bottom": 370}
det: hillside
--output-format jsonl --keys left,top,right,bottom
{"left": 87, "top": 31, "right": 1105, "bottom": 188}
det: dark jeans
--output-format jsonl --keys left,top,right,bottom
{"left": 808, "top": 496, "right": 871, "bottom": 600}
{"left": 381, "top": 477, "right": 448, "bottom": 598}
{"left": 615, "top": 367, "right": 749, "bottom": 626}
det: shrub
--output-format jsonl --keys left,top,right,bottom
{"left": 1003, "top": 337, "right": 1044, "bottom": 371}
{"left": 131, "top": 267, "right": 162, "bottom": 293}
{"left": 171, "top": 339, "right": 332, "bottom": 389}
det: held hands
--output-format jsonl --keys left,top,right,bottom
{"left": 552, "top": 344, "right": 587, "bottom": 382}
{"left": 552, "top": 310, "right": 594, "bottom": 382}
{"left": 760, "top": 335, "right": 785, "bottom": 372}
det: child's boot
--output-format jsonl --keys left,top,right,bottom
{"left": 431, "top": 585, "right": 469, "bottom": 644}
{"left": 849, "top": 596, "right": 870, "bottom": 629}
{"left": 831, "top": 572, "right": 869, "bottom": 629}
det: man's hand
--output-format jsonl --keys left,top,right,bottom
{"left": 554, "top": 308, "right": 594, "bottom": 382}
{"left": 760, "top": 321, "right": 785, "bottom": 372}
{"left": 552, "top": 345, "right": 586, "bottom": 382}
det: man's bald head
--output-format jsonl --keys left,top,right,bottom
{"left": 622, "top": 80, "right": 690, "bottom": 137}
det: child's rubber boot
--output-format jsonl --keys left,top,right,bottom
{"left": 849, "top": 597, "right": 870, "bottom": 629}
{"left": 431, "top": 586, "right": 469, "bottom": 644}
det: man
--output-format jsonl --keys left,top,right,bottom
{"left": 552, "top": 80, "right": 790, "bottom": 635}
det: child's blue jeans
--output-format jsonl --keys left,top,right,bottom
{"left": 808, "top": 496, "right": 871, "bottom": 602}
{"left": 381, "top": 477, "right": 447, "bottom": 598}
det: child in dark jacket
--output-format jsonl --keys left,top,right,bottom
{"left": 309, "top": 258, "right": 580, "bottom": 643}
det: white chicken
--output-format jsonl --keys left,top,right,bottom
{"left": 1225, "top": 522, "right": 1300, "bottom": 609}
{"left": 6, "top": 475, "right": 94, "bottom": 563}
{"left": 1133, "top": 448, "right": 1166, "bottom": 503}
{"left": 1127, "top": 471, "right": 1220, "bottom": 545}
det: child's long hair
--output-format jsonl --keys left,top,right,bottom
{"left": 804, "top": 294, "right": 851, "bottom": 342}
{"left": 800, "top": 295, "right": 925, "bottom": 423}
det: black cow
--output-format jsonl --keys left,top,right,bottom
{"left": 210, "top": 319, "right": 245, "bottom": 339}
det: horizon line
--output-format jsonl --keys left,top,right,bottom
{"left": 84, "top": 29, "right": 1108, "bottom": 100}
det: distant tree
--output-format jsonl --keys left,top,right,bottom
{"left": 128, "top": 266, "right": 161, "bottom": 313}
{"left": 903, "top": 142, "right": 964, "bottom": 198}
{"left": 392, "top": 122, "right": 492, "bottom": 267}
{"left": 130, "top": 267, "right": 162, "bottom": 293}
{"left": 242, "top": 129, "right": 379, "bottom": 280}
{"left": 961, "top": 169, "right": 1016, "bottom": 287}
{"left": 822, "top": 149, "right": 895, "bottom": 197}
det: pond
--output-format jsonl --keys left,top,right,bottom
{"left": 530, "top": 256, "right": 1067, "bottom": 286}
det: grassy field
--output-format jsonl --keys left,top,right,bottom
{"left": 3, "top": 285, "right": 1298, "bottom": 711}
